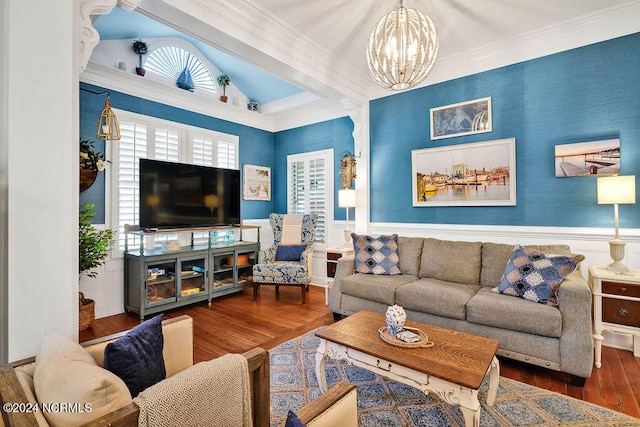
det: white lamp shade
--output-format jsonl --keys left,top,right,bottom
{"left": 597, "top": 175, "right": 636, "bottom": 205}
{"left": 338, "top": 189, "right": 357, "bottom": 208}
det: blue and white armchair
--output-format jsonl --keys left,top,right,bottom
{"left": 252, "top": 213, "right": 318, "bottom": 304}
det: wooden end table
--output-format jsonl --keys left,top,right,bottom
{"left": 315, "top": 310, "right": 500, "bottom": 427}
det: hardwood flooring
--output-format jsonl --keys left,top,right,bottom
{"left": 80, "top": 285, "right": 640, "bottom": 419}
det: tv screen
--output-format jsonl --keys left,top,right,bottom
{"left": 139, "top": 159, "right": 241, "bottom": 229}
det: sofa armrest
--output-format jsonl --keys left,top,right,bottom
{"left": 328, "top": 255, "right": 354, "bottom": 314}
{"left": 258, "top": 248, "right": 276, "bottom": 263}
{"left": 557, "top": 270, "right": 594, "bottom": 378}
{"left": 294, "top": 381, "right": 357, "bottom": 427}
{"left": 0, "top": 367, "right": 39, "bottom": 427}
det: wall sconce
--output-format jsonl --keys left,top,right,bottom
{"left": 339, "top": 152, "right": 357, "bottom": 189}
{"left": 81, "top": 88, "right": 121, "bottom": 140}
{"left": 597, "top": 175, "right": 636, "bottom": 272}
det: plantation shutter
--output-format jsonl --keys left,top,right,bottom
{"left": 287, "top": 150, "right": 333, "bottom": 245}
{"left": 114, "top": 113, "right": 240, "bottom": 252}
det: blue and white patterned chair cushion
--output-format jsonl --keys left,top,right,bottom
{"left": 351, "top": 233, "right": 401, "bottom": 275}
{"left": 492, "top": 244, "right": 584, "bottom": 306}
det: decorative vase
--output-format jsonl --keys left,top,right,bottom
{"left": 79, "top": 168, "right": 98, "bottom": 193}
{"left": 136, "top": 67, "right": 146, "bottom": 76}
{"left": 247, "top": 100, "right": 259, "bottom": 112}
{"left": 385, "top": 304, "right": 406, "bottom": 335}
{"left": 220, "top": 95, "right": 228, "bottom": 103}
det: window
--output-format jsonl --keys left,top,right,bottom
{"left": 287, "top": 149, "right": 334, "bottom": 247}
{"left": 113, "top": 111, "right": 239, "bottom": 253}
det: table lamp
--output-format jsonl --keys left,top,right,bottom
{"left": 597, "top": 175, "right": 636, "bottom": 272}
{"left": 338, "top": 189, "right": 356, "bottom": 247}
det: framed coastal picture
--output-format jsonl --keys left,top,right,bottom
{"left": 243, "top": 164, "right": 271, "bottom": 201}
{"left": 430, "top": 97, "right": 492, "bottom": 140}
{"left": 554, "top": 139, "right": 620, "bottom": 177}
{"left": 411, "top": 138, "right": 516, "bottom": 207}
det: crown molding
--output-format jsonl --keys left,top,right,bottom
{"left": 369, "top": 1, "right": 640, "bottom": 99}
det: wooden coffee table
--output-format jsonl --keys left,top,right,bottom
{"left": 315, "top": 310, "right": 500, "bottom": 427}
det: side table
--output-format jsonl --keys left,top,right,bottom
{"left": 325, "top": 245, "right": 354, "bottom": 305}
{"left": 588, "top": 265, "right": 640, "bottom": 368}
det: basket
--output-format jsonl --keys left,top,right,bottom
{"left": 378, "top": 326, "right": 434, "bottom": 348}
{"left": 79, "top": 292, "right": 95, "bottom": 331}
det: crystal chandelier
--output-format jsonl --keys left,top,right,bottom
{"left": 367, "top": 0, "right": 439, "bottom": 91}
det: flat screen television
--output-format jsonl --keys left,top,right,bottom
{"left": 139, "top": 159, "right": 241, "bottom": 229}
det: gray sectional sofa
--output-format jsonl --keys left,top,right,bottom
{"left": 328, "top": 237, "right": 594, "bottom": 382}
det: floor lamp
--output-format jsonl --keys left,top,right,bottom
{"left": 338, "top": 189, "right": 356, "bottom": 247}
{"left": 597, "top": 175, "right": 636, "bottom": 273}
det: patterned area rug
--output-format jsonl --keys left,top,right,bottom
{"left": 269, "top": 329, "right": 640, "bottom": 427}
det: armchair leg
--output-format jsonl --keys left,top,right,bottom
{"left": 253, "top": 283, "right": 259, "bottom": 301}
{"left": 275, "top": 285, "right": 279, "bottom": 294}
{"left": 301, "top": 284, "right": 306, "bottom": 304}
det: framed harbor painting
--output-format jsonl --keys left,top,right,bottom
{"left": 430, "top": 97, "right": 492, "bottom": 140}
{"left": 243, "top": 164, "right": 271, "bottom": 200}
{"left": 412, "top": 138, "right": 516, "bottom": 207}
{"left": 554, "top": 139, "right": 620, "bottom": 177}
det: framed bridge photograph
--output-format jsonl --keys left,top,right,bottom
{"left": 554, "top": 139, "right": 620, "bottom": 177}
{"left": 412, "top": 138, "right": 516, "bottom": 207}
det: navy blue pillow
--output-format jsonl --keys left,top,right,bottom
{"left": 103, "top": 314, "right": 165, "bottom": 397}
{"left": 284, "top": 410, "right": 307, "bottom": 427}
{"left": 275, "top": 244, "right": 307, "bottom": 261}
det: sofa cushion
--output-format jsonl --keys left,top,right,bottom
{"left": 493, "top": 245, "right": 584, "bottom": 306}
{"left": 397, "top": 236, "right": 424, "bottom": 276}
{"left": 467, "top": 287, "right": 562, "bottom": 338}
{"left": 480, "top": 242, "right": 574, "bottom": 287}
{"left": 352, "top": 233, "right": 401, "bottom": 275}
{"left": 396, "top": 278, "right": 480, "bottom": 320}
{"left": 34, "top": 331, "right": 132, "bottom": 427}
{"left": 420, "top": 238, "right": 482, "bottom": 285}
{"left": 341, "top": 273, "right": 417, "bottom": 305}
{"left": 104, "top": 314, "right": 166, "bottom": 397}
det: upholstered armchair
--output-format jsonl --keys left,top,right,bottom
{"left": 252, "top": 213, "right": 318, "bottom": 304}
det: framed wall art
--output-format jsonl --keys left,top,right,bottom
{"left": 554, "top": 139, "right": 620, "bottom": 177}
{"left": 243, "top": 164, "right": 271, "bottom": 201}
{"left": 412, "top": 138, "right": 516, "bottom": 207}
{"left": 430, "top": 97, "right": 492, "bottom": 140}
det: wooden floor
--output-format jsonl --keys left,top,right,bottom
{"left": 80, "top": 285, "right": 640, "bottom": 419}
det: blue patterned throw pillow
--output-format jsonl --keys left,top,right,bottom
{"left": 275, "top": 244, "right": 307, "bottom": 261}
{"left": 493, "top": 245, "right": 584, "bottom": 306}
{"left": 352, "top": 233, "right": 401, "bottom": 275}
{"left": 284, "top": 410, "right": 307, "bottom": 427}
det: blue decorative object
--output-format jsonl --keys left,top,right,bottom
{"left": 176, "top": 66, "right": 194, "bottom": 91}
{"left": 104, "top": 314, "right": 166, "bottom": 397}
{"left": 248, "top": 100, "right": 259, "bottom": 111}
{"left": 352, "top": 233, "right": 401, "bottom": 275}
{"left": 493, "top": 245, "right": 584, "bottom": 306}
{"left": 284, "top": 410, "right": 307, "bottom": 427}
{"left": 385, "top": 304, "right": 406, "bottom": 334}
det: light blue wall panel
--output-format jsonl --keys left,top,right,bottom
{"left": 80, "top": 83, "right": 275, "bottom": 222}
{"left": 273, "top": 117, "right": 354, "bottom": 219}
{"left": 370, "top": 32, "right": 640, "bottom": 228}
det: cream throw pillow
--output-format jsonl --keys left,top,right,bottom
{"left": 33, "top": 331, "right": 132, "bottom": 427}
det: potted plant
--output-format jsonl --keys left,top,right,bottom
{"left": 79, "top": 139, "right": 109, "bottom": 192}
{"left": 78, "top": 202, "right": 116, "bottom": 330}
{"left": 217, "top": 74, "right": 230, "bottom": 102}
{"left": 132, "top": 39, "right": 148, "bottom": 76}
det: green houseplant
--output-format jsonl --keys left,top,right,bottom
{"left": 217, "top": 74, "right": 230, "bottom": 102}
{"left": 79, "top": 203, "right": 116, "bottom": 330}
{"left": 132, "top": 39, "right": 148, "bottom": 76}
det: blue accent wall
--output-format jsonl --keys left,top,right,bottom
{"left": 273, "top": 117, "right": 354, "bottom": 219}
{"left": 370, "top": 33, "right": 640, "bottom": 229}
{"left": 80, "top": 83, "right": 275, "bottom": 222}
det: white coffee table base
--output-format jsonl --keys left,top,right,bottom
{"left": 315, "top": 338, "right": 499, "bottom": 427}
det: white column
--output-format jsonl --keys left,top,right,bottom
{"left": 3, "top": 0, "right": 78, "bottom": 361}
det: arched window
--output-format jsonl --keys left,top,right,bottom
{"left": 145, "top": 46, "right": 216, "bottom": 93}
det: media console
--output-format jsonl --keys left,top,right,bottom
{"left": 124, "top": 225, "right": 260, "bottom": 320}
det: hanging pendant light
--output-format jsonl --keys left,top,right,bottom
{"left": 367, "top": 0, "right": 439, "bottom": 91}
{"left": 97, "top": 94, "right": 120, "bottom": 140}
